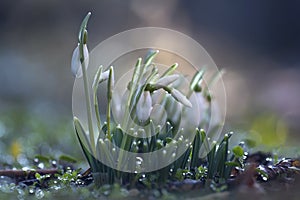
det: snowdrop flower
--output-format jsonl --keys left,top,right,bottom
{"left": 195, "top": 92, "right": 209, "bottom": 125}
{"left": 71, "top": 44, "right": 89, "bottom": 78}
{"left": 101, "top": 70, "right": 109, "bottom": 81}
{"left": 170, "top": 88, "right": 192, "bottom": 108}
{"left": 148, "top": 74, "right": 192, "bottom": 108}
{"left": 165, "top": 95, "right": 183, "bottom": 124}
{"left": 112, "top": 89, "right": 129, "bottom": 122}
{"left": 92, "top": 66, "right": 115, "bottom": 90}
{"left": 136, "top": 91, "right": 152, "bottom": 123}
{"left": 186, "top": 91, "right": 221, "bottom": 132}
{"left": 154, "top": 74, "right": 179, "bottom": 87}
{"left": 179, "top": 92, "right": 205, "bottom": 130}
{"left": 151, "top": 89, "right": 166, "bottom": 105}
{"left": 101, "top": 68, "right": 115, "bottom": 88}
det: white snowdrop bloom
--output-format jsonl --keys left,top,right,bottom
{"left": 71, "top": 44, "right": 89, "bottom": 78}
{"left": 93, "top": 67, "right": 115, "bottom": 89}
{"left": 191, "top": 92, "right": 222, "bottom": 132}
{"left": 170, "top": 88, "right": 192, "bottom": 108}
{"left": 150, "top": 104, "right": 167, "bottom": 127}
{"left": 102, "top": 67, "right": 115, "bottom": 88}
{"left": 101, "top": 68, "right": 114, "bottom": 86}
{"left": 179, "top": 93, "right": 202, "bottom": 130}
{"left": 101, "top": 70, "right": 109, "bottom": 81}
{"left": 155, "top": 74, "right": 179, "bottom": 87}
{"left": 195, "top": 92, "right": 209, "bottom": 126}
{"left": 165, "top": 95, "right": 182, "bottom": 124}
{"left": 151, "top": 89, "right": 166, "bottom": 105}
{"left": 208, "top": 97, "right": 222, "bottom": 129}
{"left": 112, "top": 89, "right": 129, "bottom": 122}
{"left": 136, "top": 91, "right": 152, "bottom": 122}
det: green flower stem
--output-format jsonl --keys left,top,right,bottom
{"left": 122, "top": 58, "right": 142, "bottom": 129}
{"left": 80, "top": 53, "right": 95, "bottom": 154}
{"left": 94, "top": 92, "right": 101, "bottom": 134}
{"left": 78, "top": 12, "right": 95, "bottom": 154}
{"left": 129, "top": 67, "right": 158, "bottom": 113}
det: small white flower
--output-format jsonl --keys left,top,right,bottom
{"left": 164, "top": 95, "right": 182, "bottom": 124}
{"left": 100, "top": 68, "right": 115, "bottom": 87}
{"left": 92, "top": 67, "right": 115, "bottom": 91}
{"left": 150, "top": 104, "right": 167, "bottom": 128}
{"left": 71, "top": 44, "right": 89, "bottom": 78}
{"left": 151, "top": 89, "right": 166, "bottom": 105}
{"left": 101, "top": 70, "right": 109, "bottom": 81}
{"left": 170, "top": 88, "right": 192, "bottom": 108}
{"left": 155, "top": 74, "right": 179, "bottom": 87}
{"left": 112, "top": 89, "right": 129, "bottom": 123}
{"left": 136, "top": 91, "right": 152, "bottom": 122}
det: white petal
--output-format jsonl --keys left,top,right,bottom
{"left": 155, "top": 74, "right": 179, "bottom": 86}
{"left": 136, "top": 91, "right": 152, "bottom": 122}
{"left": 71, "top": 45, "right": 80, "bottom": 77}
{"left": 171, "top": 88, "right": 192, "bottom": 108}
{"left": 71, "top": 44, "right": 89, "bottom": 78}
{"left": 101, "top": 70, "right": 109, "bottom": 81}
{"left": 165, "top": 95, "right": 182, "bottom": 123}
{"left": 99, "top": 67, "right": 114, "bottom": 88}
{"left": 151, "top": 89, "right": 166, "bottom": 105}
{"left": 150, "top": 104, "right": 167, "bottom": 127}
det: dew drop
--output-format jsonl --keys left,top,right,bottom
{"left": 28, "top": 187, "right": 35, "bottom": 194}
{"left": 38, "top": 163, "right": 44, "bottom": 169}
{"left": 52, "top": 160, "right": 57, "bottom": 167}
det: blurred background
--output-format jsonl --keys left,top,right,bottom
{"left": 0, "top": 0, "right": 300, "bottom": 164}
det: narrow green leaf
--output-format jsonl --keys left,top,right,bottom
{"left": 225, "top": 161, "right": 240, "bottom": 167}
{"left": 190, "top": 69, "right": 205, "bottom": 92}
{"left": 59, "top": 155, "right": 77, "bottom": 163}
{"left": 78, "top": 12, "right": 91, "bottom": 43}
{"left": 190, "top": 129, "right": 201, "bottom": 169}
{"left": 144, "top": 50, "right": 159, "bottom": 68}
{"left": 161, "top": 63, "right": 178, "bottom": 77}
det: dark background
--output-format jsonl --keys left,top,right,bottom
{"left": 0, "top": 0, "right": 300, "bottom": 146}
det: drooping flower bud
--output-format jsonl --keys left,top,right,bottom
{"left": 136, "top": 91, "right": 152, "bottom": 123}
{"left": 170, "top": 88, "right": 192, "bottom": 108}
{"left": 155, "top": 74, "right": 179, "bottom": 87}
{"left": 71, "top": 44, "right": 89, "bottom": 78}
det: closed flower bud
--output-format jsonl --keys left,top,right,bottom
{"left": 170, "top": 88, "right": 192, "bottom": 108}
{"left": 155, "top": 74, "right": 179, "bottom": 87}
